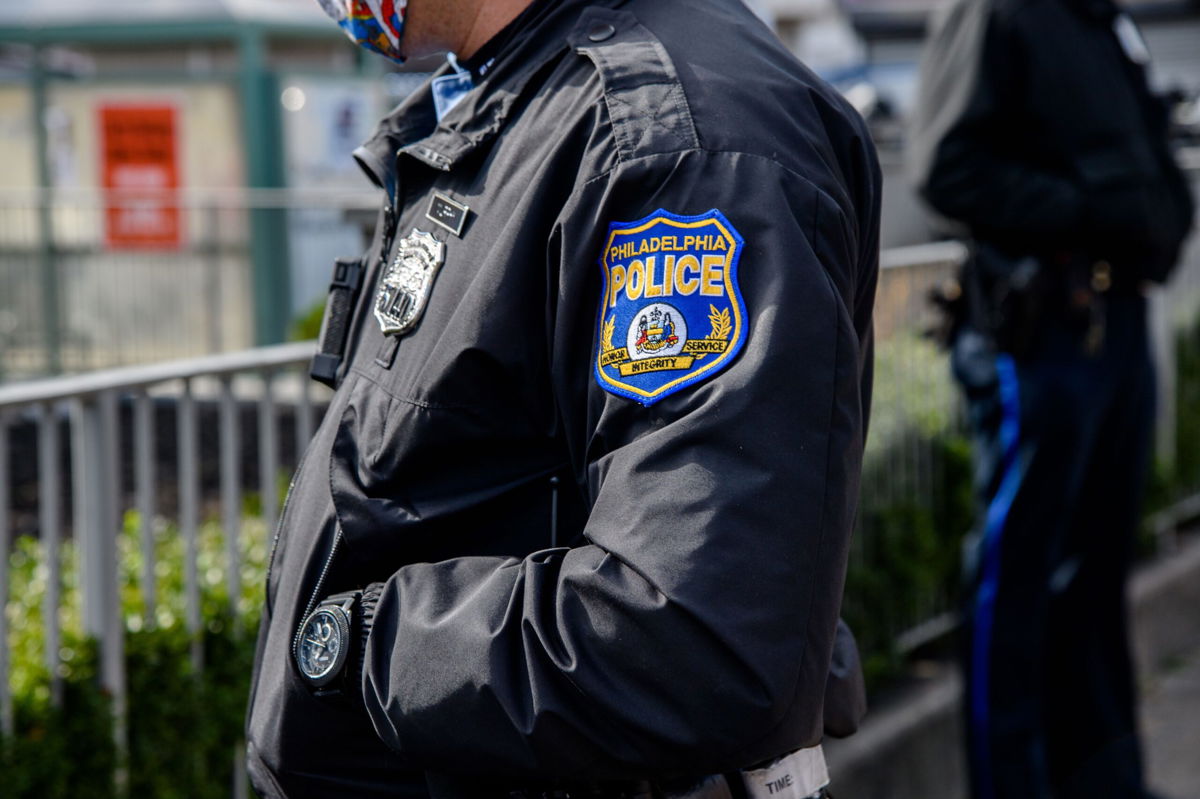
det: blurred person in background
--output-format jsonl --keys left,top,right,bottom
{"left": 909, "top": 0, "right": 1194, "bottom": 797}
{"left": 245, "top": 0, "right": 880, "bottom": 797}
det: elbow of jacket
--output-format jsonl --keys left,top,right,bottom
{"left": 655, "top": 637, "right": 815, "bottom": 769}
{"left": 696, "top": 678, "right": 813, "bottom": 770}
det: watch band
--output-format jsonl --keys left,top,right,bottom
{"left": 354, "top": 583, "right": 384, "bottom": 702}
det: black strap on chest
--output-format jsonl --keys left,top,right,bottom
{"left": 310, "top": 255, "right": 366, "bottom": 388}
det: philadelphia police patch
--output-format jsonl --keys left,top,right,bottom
{"left": 595, "top": 209, "right": 747, "bottom": 406}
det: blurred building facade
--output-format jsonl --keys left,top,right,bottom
{"left": 0, "top": 1, "right": 406, "bottom": 377}
{"left": 0, "top": 0, "right": 1197, "bottom": 379}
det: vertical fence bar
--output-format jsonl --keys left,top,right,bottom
{"left": 74, "top": 397, "right": 111, "bottom": 639}
{"left": 99, "top": 390, "right": 128, "bottom": 771}
{"left": 220, "top": 377, "right": 242, "bottom": 628}
{"left": 232, "top": 378, "right": 251, "bottom": 799}
{"left": 177, "top": 380, "right": 202, "bottom": 672}
{"left": 297, "top": 371, "right": 314, "bottom": 456}
{"left": 135, "top": 391, "right": 157, "bottom": 626}
{"left": 229, "top": 377, "right": 253, "bottom": 799}
{"left": 38, "top": 402, "right": 62, "bottom": 706}
{"left": 0, "top": 413, "right": 12, "bottom": 737}
{"left": 99, "top": 389, "right": 121, "bottom": 548}
{"left": 1150, "top": 288, "right": 1180, "bottom": 552}
{"left": 74, "top": 393, "right": 128, "bottom": 780}
{"left": 233, "top": 747, "right": 249, "bottom": 799}
{"left": 225, "top": 375, "right": 252, "bottom": 799}
{"left": 1151, "top": 289, "right": 1177, "bottom": 470}
{"left": 258, "top": 370, "right": 278, "bottom": 538}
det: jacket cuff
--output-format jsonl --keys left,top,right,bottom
{"left": 356, "top": 582, "right": 385, "bottom": 705}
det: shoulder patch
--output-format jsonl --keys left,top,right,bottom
{"left": 595, "top": 209, "right": 747, "bottom": 406}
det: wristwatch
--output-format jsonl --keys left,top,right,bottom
{"left": 294, "top": 585, "right": 382, "bottom": 700}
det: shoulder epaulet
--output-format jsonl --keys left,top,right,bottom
{"left": 567, "top": 7, "right": 699, "bottom": 159}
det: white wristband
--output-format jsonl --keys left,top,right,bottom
{"left": 740, "top": 745, "right": 829, "bottom": 799}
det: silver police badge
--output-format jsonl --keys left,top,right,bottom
{"left": 374, "top": 229, "right": 446, "bottom": 336}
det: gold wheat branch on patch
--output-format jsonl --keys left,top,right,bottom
{"left": 708, "top": 305, "right": 732, "bottom": 340}
{"left": 692, "top": 305, "right": 732, "bottom": 361}
{"left": 602, "top": 315, "right": 616, "bottom": 351}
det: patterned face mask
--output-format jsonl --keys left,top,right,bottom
{"left": 316, "top": 0, "right": 409, "bottom": 63}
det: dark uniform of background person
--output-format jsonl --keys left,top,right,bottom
{"left": 245, "top": 0, "right": 881, "bottom": 796}
{"left": 910, "top": 0, "right": 1195, "bottom": 797}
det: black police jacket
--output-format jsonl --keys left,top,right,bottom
{"left": 246, "top": 1, "right": 881, "bottom": 796}
{"left": 909, "top": 0, "right": 1194, "bottom": 282}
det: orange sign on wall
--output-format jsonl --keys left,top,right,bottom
{"left": 99, "top": 105, "right": 182, "bottom": 249}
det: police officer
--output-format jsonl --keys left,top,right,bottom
{"left": 910, "top": 0, "right": 1194, "bottom": 797}
{"left": 246, "top": 1, "right": 881, "bottom": 796}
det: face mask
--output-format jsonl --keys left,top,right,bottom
{"left": 316, "top": 0, "right": 409, "bottom": 63}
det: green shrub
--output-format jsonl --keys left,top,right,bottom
{"left": 2, "top": 641, "right": 116, "bottom": 799}
{"left": 846, "top": 312, "right": 1200, "bottom": 691}
{"left": 2, "top": 512, "right": 268, "bottom": 799}
{"left": 838, "top": 332, "right": 976, "bottom": 688}
{"left": 1142, "top": 317, "right": 1200, "bottom": 546}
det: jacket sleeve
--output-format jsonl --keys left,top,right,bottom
{"left": 908, "top": 0, "right": 1087, "bottom": 241}
{"left": 357, "top": 149, "right": 875, "bottom": 780}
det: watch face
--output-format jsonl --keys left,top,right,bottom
{"left": 295, "top": 606, "right": 350, "bottom": 687}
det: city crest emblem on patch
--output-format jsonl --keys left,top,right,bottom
{"left": 375, "top": 229, "right": 446, "bottom": 336}
{"left": 595, "top": 209, "right": 747, "bottom": 406}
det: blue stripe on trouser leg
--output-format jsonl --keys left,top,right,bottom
{"left": 970, "top": 353, "right": 1023, "bottom": 799}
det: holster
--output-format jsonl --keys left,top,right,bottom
{"left": 960, "top": 242, "right": 1051, "bottom": 360}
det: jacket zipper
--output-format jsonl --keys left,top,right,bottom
{"left": 550, "top": 475, "right": 560, "bottom": 548}
{"left": 292, "top": 525, "right": 344, "bottom": 657}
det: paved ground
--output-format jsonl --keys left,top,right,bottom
{"left": 1143, "top": 643, "right": 1200, "bottom": 799}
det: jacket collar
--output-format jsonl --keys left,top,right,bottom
{"left": 354, "top": 0, "right": 628, "bottom": 195}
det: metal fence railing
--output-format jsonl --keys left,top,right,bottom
{"left": 0, "top": 175, "right": 1198, "bottom": 791}
{"left": 0, "top": 342, "right": 327, "bottom": 789}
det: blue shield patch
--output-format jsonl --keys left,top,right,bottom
{"left": 595, "top": 209, "right": 747, "bottom": 406}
